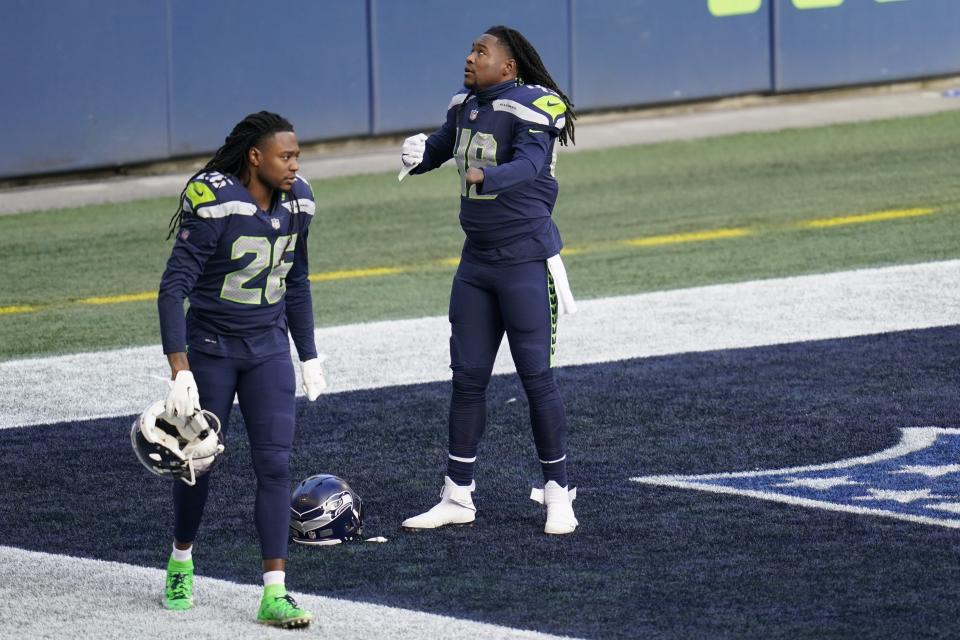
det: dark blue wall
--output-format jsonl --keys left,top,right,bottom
{"left": 774, "top": 0, "right": 960, "bottom": 91}
{"left": 571, "top": 0, "right": 771, "bottom": 110}
{"left": 1, "top": 1, "right": 169, "bottom": 175}
{"left": 167, "top": 0, "right": 370, "bottom": 155}
{"left": 370, "top": 0, "right": 569, "bottom": 134}
{"left": 1, "top": 0, "right": 958, "bottom": 179}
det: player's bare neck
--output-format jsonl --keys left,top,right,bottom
{"left": 243, "top": 174, "right": 274, "bottom": 211}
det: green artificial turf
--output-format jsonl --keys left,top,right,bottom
{"left": 1, "top": 110, "right": 958, "bottom": 360}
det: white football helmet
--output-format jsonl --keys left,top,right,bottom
{"left": 130, "top": 400, "right": 224, "bottom": 486}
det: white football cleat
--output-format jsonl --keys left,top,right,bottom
{"left": 530, "top": 481, "right": 578, "bottom": 535}
{"left": 401, "top": 476, "right": 476, "bottom": 530}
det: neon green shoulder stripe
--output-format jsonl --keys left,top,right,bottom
{"left": 186, "top": 181, "right": 217, "bottom": 209}
{"left": 532, "top": 95, "right": 567, "bottom": 121}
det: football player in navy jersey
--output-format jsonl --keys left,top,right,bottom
{"left": 157, "top": 111, "right": 325, "bottom": 628}
{"left": 399, "top": 26, "right": 579, "bottom": 535}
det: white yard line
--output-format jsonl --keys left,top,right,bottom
{"left": 0, "top": 546, "right": 578, "bottom": 640}
{"left": 3, "top": 259, "right": 958, "bottom": 429}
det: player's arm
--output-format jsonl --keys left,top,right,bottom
{"left": 471, "top": 92, "right": 566, "bottom": 194}
{"left": 157, "top": 212, "right": 221, "bottom": 364}
{"left": 414, "top": 120, "right": 457, "bottom": 173}
{"left": 283, "top": 192, "right": 326, "bottom": 400}
{"left": 287, "top": 236, "right": 327, "bottom": 401}
{"left": 472, "top": 121, "right": 552, "bottom": 195}
{"left": 167, "top": 352, "right": 191, "bottom": 376}
{"left": 401, "top": 92, "right": 464, "bottom": 178}
{"left": 284, "top": 227, "right": 318, "bottom": 363}
{"left": 158, "top": 197, "right": 221, "bottom": 418}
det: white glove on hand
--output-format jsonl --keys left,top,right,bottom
{"left": 301, "top": 357, "right": 328, "bottom": 401}
{"left": 398, "top": 133, "right": 428, "bottom": 181}
{"left": 401, "top": 133, "right": 427, "bottom": 167}
{"left": 166, "top": 370, "right": 201, "bottom": 421}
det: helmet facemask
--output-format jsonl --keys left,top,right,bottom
{"left": 131, "top": 401, "right": 225, "bottom": 486}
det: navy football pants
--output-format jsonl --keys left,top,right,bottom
{"left": 172, "top": 349, "right": 296, "bottom": 560}
{"left": 447, "top": 258, "right": 568, "bottom": 486}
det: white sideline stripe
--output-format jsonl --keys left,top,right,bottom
{"left": 1, "top": 259, "right": 958, "bottom": 429}
{"left": 0, "top": 545, "right": 576, "bottom": 640}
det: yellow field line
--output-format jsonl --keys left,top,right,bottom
{"left": 626, "top": 227, "right": 753, "bottom": 247}
{"left": 11, "top": 268, "right": 411, "bottom": 312}
{"left": 0, "top": 205, "right": 943, "bottom": 316}
{"left": 0, "top": 304, "right": 42, "bottom": 315}
{"left": 310, "top": 266, "right": 404, "bottom": 282}
{"left": 802, "top": 208, "right": 936, "bottom": 229}
{"left": 79, "top": 292, "right": 159, "bottom": 305}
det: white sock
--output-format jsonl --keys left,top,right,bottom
{"left": 263, "top": 570, "right": 285, "bottom": 588}
{"left": 171, "top": 543, "right": 192, "bottom": 562}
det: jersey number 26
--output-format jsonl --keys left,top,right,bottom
{"left": 221, "top": 234, "right": 296, "bottom": 305}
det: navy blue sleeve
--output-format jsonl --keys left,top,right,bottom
{"left": 284, "top": 227, "right": 318, "bottom": 362}
{"left": 411, "top": 96, "right": 461, "bottom": 175}
{"left": 476, "top": 122, "right": 552, "bottom": 195}
{"left": 415, "top": 124, "right": 455, "bottom": 173}
{"left": 157, "top": 212, "right": 222, "bottom": 354}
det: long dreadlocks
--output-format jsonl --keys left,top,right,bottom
{"left": 485, "top": 25, "right": 576, "bottom": 147}
{"left": 167, "top": 111, "right": 295, "bottom": 239}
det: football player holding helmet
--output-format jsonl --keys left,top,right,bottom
{"left": 289, "top": 475, "right": 363, "bottom": 545}
{"left": 131, "top": 400, "right": 224, "bottom": 486}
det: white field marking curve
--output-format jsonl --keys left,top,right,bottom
{"left": 632, "top": 427, "right": 960, "bottom": 530}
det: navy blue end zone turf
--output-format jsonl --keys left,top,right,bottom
{"left": 2, "top": 325, "right": 959, "bottom": 638}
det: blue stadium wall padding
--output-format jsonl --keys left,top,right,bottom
{"left": 570, "top": 0, "right": 772, "bottom": 110}
{"left": 167, "top": 0, "right": 370, "bottom": 156}
{"left": 0, "top": 1, "right": 170, "bottom": 177}
{"left": 1, "top": 0, "right": 958, "bottom": 178}
{"left": 369, "top": 0, "right": 570, "bottom": 134}
{"left": 773, "top": 0, "right": 960, "bottom": 91}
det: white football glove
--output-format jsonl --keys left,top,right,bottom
{"left": 301, "top": 357, "right": 328, "bottom": 401}
{"left": 166, "top": 370, "right": 201, "bottom": 421}
{"left": 398, "top": 133, "right": 427, "bottom": 181}
{"left": 401, "top": 133, "right": 427, "bottom": 167}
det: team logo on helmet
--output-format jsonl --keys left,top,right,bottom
{"left": 290, "top": 474, "right": 364, "bottom": 545}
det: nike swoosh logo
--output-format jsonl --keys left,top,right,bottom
{"left": 545, "top": 99, "right": 561, "bottom": 107}
{"left": 529, "top": 129, "right": 545, "bottom": 134}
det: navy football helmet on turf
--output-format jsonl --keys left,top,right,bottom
{"left": 130, "top": 400, "right": 224, "bottom": 486}
{"left": 290, "top": 474, "right": 364, "bottom": 545}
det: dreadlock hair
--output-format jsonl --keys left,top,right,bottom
{"left": 484, "top": 25, "right": 576, "bottom": 147}
{"left": 167, "top": 111, "right": 295, "bottom": 239}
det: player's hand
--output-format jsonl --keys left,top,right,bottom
{"left": 301, "top": 357, "right": 328, "bottom": 401}
{"left": 401, "top": 133, "right": 428, "bottom": 168}
{"left": 465, "top": 167, "right": 484, "bottom": 186}
{"left": 166, "top": 370, "right": 201, "bottom": 421}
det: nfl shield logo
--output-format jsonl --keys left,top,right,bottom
{"left": 271, "top": 218, "right": 280, "bottom": 230}
{"left": 469, "top": 109, "right": 479, "bottom": 121}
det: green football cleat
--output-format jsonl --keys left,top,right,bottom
{"left": 164, "top": 557, "right": 194, "bottom": 610}
{"left": 256, "top": 584, "right": 313, "bottom": 629}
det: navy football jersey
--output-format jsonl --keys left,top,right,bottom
{"left": 413, "top": 79, "right": 567, "bottom": 264}
{"left": 158, "top": 171, "right": 317, "bottom": 360}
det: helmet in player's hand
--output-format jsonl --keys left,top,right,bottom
{"left": 130, "top": 400, "right": 224, "bottom": 486}
{"left": 290, "top": 474, "right": 364, "bottom": 545}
